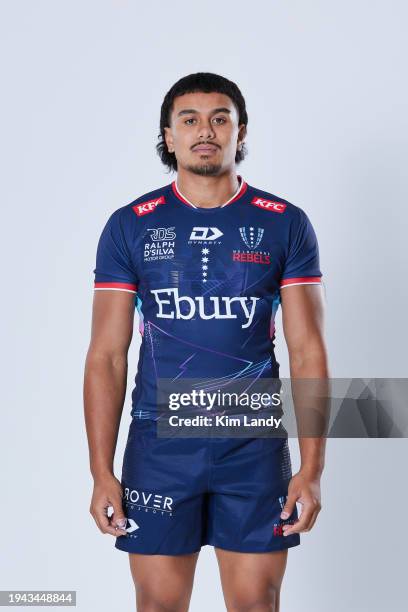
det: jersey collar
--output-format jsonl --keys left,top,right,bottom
{"left": 171, "top": 175, "right": 248, "bottom": 209}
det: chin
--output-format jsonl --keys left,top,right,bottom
{"left": 186, "top": 163, "right": 222, "bottom": 176}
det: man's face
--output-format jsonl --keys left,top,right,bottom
{"left": 164, "top": 91, "right": 246, "bottom": 176}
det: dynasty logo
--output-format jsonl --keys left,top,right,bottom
{"left": 144, "top": 227, "right": 176, "bottom": 262}
{"left": 188, "top": 226, "right": 223, "bottom": 244}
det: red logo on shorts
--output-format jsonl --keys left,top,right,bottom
{"left": 133, "top": 196, "right": 166, "bottom": 216}
{"left": 273, "top": 520, "right": 296, "bottom": 536}
{"left": 251, "top": 197, "right": 287, "bottom": 213}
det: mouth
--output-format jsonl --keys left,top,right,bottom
{"left": 192, "top": 144, "right": 219, "bottom": 153}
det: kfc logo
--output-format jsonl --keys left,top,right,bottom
{"left": 133, "top": 196, "right": 166, "bottom": 217}
{"left": 251, "top": 197, "right": 287, "bottom": 213}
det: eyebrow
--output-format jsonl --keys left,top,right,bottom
{"left": 177, "top": 107, "right": 232, "bottom": 117}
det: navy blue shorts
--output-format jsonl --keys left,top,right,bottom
{"left": 115, "top": 418, "right": 300, "bottom": 555}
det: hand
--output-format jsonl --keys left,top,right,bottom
{"left": 89, "top": 474, "right": 128, "bottom": 536}
{"left": 280, "top": 470, "right": 322, "bottom": 536}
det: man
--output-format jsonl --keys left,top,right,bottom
{"left": 84, "top": 72, "right": 328, "bottom": 611}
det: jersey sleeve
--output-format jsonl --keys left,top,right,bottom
{"left": 93, "top": 208, "right": 138, "bottom": 293}
{"left": 280, "top": 208, "right": 323, "bottom": 289}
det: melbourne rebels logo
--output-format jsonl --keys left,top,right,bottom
{"left": 233, "top": 226, "right": 271, "bottom": 265}
{"left": 239, "top": 226, "right": 264, "bottom": 250}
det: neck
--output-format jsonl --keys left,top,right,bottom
{"left": 175, "top": 168, "right": 240, "bottom": 209}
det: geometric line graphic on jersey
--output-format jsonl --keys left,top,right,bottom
{"left": 144, "top": 226, "right": 176, "bottom": 262}
{"left": 194, "top": 357, "right": 273, "bottom": 392}
{"left": 240, "top": 314, "right": 261, "bottom": 349}
{"left": 145, "top": 319, "right": 254, "bottom": 381}
{"left": 269, "top": 293, "right": 281, "bottom": 342}
{"left": 239, "top": 226, "right": 264, "bottom": 250}
{"left": 142, "top": 320, "right": 160, "bottom": 380}
{"left": 132, "top": 195, "right": 166, "bottom": 217}
{"left": 251, "top": 197, "right": 287, "bottom": 213}
{"left": 132, "top": 409, "right": 156, "bottom": 420}
{"left": 241, "top": 269, "right": 274, "bottom": 295}
{"left": 150, "top": 287, "right": 260, "bottom": 328}
{"left": 172, "top": 352, "right": 198, "bottom": 382}
{"left": 135, "top": 295, "right": 144, "bottom": 336}
{"left": 200, "top": 278, "right": 234, "bottom": 297}
{"left": 188, "top": 226, "right": 223, "bottom": 242}
{"left": 190, "top": 357, "right": 273, "bottom": 393}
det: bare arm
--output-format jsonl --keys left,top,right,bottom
{"left": 83, "top": 289, "right": 135, "bottom": 536}
{"left": 278, "top": 284, "right": 329, "bottom": 535}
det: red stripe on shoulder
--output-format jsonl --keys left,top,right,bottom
{"left": 280, "top": 277, "right": 322, "bottom": 287}
{"left": 94, "top": 282, "right": 137, "bottom": 292}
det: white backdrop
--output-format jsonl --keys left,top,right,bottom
{"left": 1, "top": 1, "right": 407, "bottom": 610}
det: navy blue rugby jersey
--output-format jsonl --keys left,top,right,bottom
{"left": 93, "top": 176, "right": 323, "bottom": 419}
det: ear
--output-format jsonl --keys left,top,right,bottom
{"left": 237, "top": 124, "right": 247, "bottom": 151}
{"left": 164, "top": 126, "right": 175, "bottom": 153}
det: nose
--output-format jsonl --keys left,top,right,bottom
{"left": 197, "top": 118, "right": 215, "bottom": 140}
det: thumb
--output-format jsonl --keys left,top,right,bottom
{"left": 114, "top": 515, "right": 127, "bottom": 530}
{"left": 111, "top": 503, "right": 127, "bottom": 530}
{"left": 280, "top": 493, "right": 297, "bottom": 520}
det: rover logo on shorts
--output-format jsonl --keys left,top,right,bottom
{"left": 132, "top": 195, "right": 166, "bottom": 217}
{"left": 251, "top": 197, "right": 287, "bottom": 213}
{"left": 123, "top": 487, "right": 174, "bottom": 516}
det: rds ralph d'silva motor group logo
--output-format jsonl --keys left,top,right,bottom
{"left": 144, "top": 226, "right": 176, "bottom": 262}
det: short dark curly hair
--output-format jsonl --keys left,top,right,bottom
{"left": 156, "top": 72, "right": 248, "bottom": 173}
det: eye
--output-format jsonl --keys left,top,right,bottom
{"left": 212, "top": 116, "right": 227, "bottom": 125}
{"left": 184, "top": 118, "right": 196, "bottom": 125}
